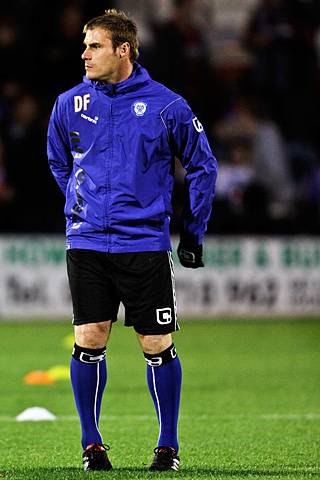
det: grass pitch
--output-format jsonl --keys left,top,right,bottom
{"left": 0, "top": 318, "right": 319, "bottom": 480}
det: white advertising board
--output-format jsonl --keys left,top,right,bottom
{"left": 0, "top": 236, "right": 70, "bottom": 318}
{"left": 0, "top": 236, "right": 319, "bottom": 318}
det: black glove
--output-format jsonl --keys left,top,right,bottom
{"left": 177, "top": 242, "right": 204, "bottom": 268}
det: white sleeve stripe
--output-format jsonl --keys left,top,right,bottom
{"left": 160, "top": 97, "right": 182, "bottom": 140}
{"left": 160, "top": 97, "right": 182, "bottom": 116}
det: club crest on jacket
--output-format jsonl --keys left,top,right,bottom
{"left": 132, "top": 101, "right": 147, "bottom": 117}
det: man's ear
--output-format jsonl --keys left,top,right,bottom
{"left": 119, "top": 42, "right": 130, "bottom": 58}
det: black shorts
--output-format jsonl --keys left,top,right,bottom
{"left": 66, "top": 249, "right": 179, "bottom": 335}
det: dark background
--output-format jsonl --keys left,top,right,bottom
{"left": 1, "top": 0, "right": 320, "bottom": 235}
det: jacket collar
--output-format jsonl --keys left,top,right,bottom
{"left": 83, "top": 62, "right": 150, "bottom": 95}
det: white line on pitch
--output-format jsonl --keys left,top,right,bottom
{"left": 0, "top": 413, "right": 320, "bottom": 422}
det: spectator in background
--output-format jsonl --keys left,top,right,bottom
{"left": 3, "top": 93, "right": 41, "bottom": 231}
{"left": 215, "top": 139, "right": 255, "bottom": 209}
{"left": 213, "top": 138, "right": 257, "bottom": 233}
{"left": 0, "top": 139, "right": 14, "bottom": 231}
{"left": 251, "top": 100, "right": 293, "bottom": 220}
{"left": 283, "top": 0, "right": 320, "bottom": 142}
{"left": 41, "top": 3, "right": 84, "bottom": 94}
{"left": 2, "top": 93, "right": 64, "bottom": 232}
{"left": 0, "top": 16, "right": 27, "bottom": 86}
{"left": 151, "top": 0, "right": 219, "bottom": 123}
{"left": 241, "top": 0, "right": 293, "bottom": 128}
{"left": 0, "top": 80, "right": 23, "bottom": 128}
{"left": 114, "top": 0, "right": 160, "bottom": 64}
{"left": 115, "top": 0, "right": 216, "bottom": 68}
{"left": 213, "top": 95, "right": 294, "bottom": 232}
{"left": 288, "top": 141, "right": 320, "bottom": 233}
{"left": 242, "top": 0, "right": 320, "bottom": 141}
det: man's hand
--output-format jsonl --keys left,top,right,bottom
{"left": 177, "top": 243, "right": 204, "bottom": 268}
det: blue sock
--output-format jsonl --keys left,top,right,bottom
{"left": 70, "top": 343, "right": 107, "bottom": 449}
{"left": 145, "top": 344, "right": 182, "bottom": 452}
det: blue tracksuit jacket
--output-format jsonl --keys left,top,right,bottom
{"left": 47, "top": 63, "right": 217, "bottom": 252}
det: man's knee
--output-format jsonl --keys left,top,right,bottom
{"left": 74, "top": 320, "right": 112, "bottom": 348}
{"left": 138, "top": 333, "right": 172, "bottom": 354}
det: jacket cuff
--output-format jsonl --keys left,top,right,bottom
{"left": 179, "top": 232, "right": 203, "bottom": 247}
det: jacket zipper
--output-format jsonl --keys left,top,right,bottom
{"left": 104, "top": 100, "right": 113, "bottom": 249}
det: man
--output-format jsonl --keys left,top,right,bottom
{"left": 47, "top": 8, "right": 217, "bottom": 472}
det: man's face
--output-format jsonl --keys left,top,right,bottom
{"left": 82, "top": 28, "right": 120, "bottom": 83}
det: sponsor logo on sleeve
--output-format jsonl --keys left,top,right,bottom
{"left": 192, "top": 117, "right": 204, "bottom": 133}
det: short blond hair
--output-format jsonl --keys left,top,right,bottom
{"left": 83, "top": 9, "right": 139, "bottom": 63}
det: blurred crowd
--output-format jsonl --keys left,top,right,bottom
{"left": 1, "top": 0, "right": 320, "bottom": 235}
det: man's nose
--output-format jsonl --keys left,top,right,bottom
{"left": 81, "top": 48, "right": 90, "bottom": 60}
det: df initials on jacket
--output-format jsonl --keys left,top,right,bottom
{"left": 47, "top": 63, "right": 218, "bottom": 253}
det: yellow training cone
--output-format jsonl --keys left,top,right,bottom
{"left": 47, "top": 365, "right": 70, "bottom": 381}
{"left": 63, "top": 333, "right": 75, "bottom": 350}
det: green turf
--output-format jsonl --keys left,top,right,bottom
{"left": 0, "top": 318, "right": 319, "bottom": 479}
